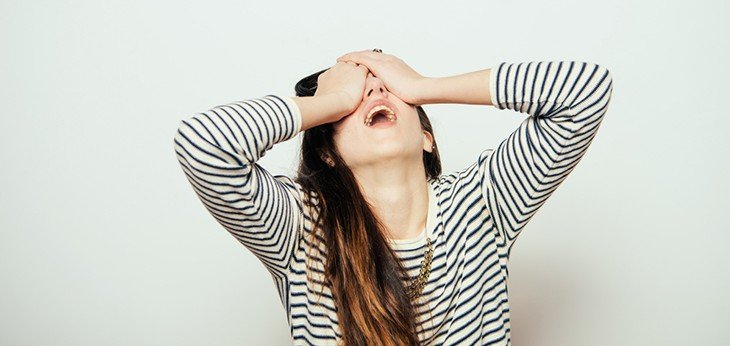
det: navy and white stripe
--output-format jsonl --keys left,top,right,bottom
{"left": 482, "top": 61, "right": 614, "bottom": 260}
{"left": 173, "top": 61, "right": 614, "bottom": 345}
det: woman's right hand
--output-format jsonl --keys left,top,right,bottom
{"left": 314, "top": 61, "right": 369, "bottom": 118}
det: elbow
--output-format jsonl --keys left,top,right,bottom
{"left": 598, "top": 65, "right": 614, "bottom": 113}
{"left": 595, "top": 63, "right": 614, "bottom": 101}
{"left": 598, "top": 65, "right": 613, "bottom": 92}
{"left": 576, "top": 62, "right": 614, "bottom": 110}
{"left": 590, "top": 64, "right": 614, "bottom": 124}
{"left": 173, "top": 118, "right": 190, "bottom": 153}
{"left": 562, "top": 63, "right": 614, "bottom": 125}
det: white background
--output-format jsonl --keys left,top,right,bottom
{"left": 1, "top": 0, "right": 728, "bottom": 345}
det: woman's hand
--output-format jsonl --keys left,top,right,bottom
{"left": 314, "top": 60, "right": 369, "bottom": 116}
{"left": 336, "top": 50, "right": 430, "bottom": 105}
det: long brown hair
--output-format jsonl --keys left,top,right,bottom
{"left": 292, "top": 67, "right": 442, "bottom": 345}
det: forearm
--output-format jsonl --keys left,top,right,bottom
{"left": 490, "top": 61, "right": 613, "bottom": 120}
{"left": 415, "top": 69, "right": 493, "bottom": 106}
{"left": 292, "top": 92, "right": 352, "bottom": 131}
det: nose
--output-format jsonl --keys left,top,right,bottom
{"left": 365, "top": 71, "right": 387, "bottom": 98}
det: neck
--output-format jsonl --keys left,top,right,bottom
{"left": 352, "top": 156, "right": 429, "bottom": 241}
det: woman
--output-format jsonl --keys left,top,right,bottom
{"left": 173, "top": 49, "right": 614, "bottom": 345}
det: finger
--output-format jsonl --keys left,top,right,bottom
{"left": 344, "top": 50, "right": 386, "bottom": 60}
{"left": 349, "top": 61, "right": 367, "bottom": 73}
{"left": 337, "top": 50, "right": 368, "bottom": 60}
{"left": 337, "top": 54, "right": 371, "bottom": 67}
{"left": 338, "top": 51, "right": 367, "bottom": 62}
{"left": 336, "top": 55, "right": 354, "bottom": 63}
{"left": 339, "top": 52, "right": 366, "bottom": 62}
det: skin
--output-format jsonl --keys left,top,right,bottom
{"left": 293, "top": 50, "right": 494, "bottom": 240}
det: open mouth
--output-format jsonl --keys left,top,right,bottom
{"left": 364, "top": 105, "right": 397, "bottom": 127}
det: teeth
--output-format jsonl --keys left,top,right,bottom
{"left": 365, "top": 105, "right": 396, "bottom": 126}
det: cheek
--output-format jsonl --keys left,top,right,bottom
{"left": 331, "top": 119, "right": 358, "bottom": 150}
{"left": 332, "top": 118, "right": 353, "bottom": 136}
{"left": 402, "top": 112, "right": 420, "bottom": 131}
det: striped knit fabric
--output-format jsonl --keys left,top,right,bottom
{"left": 173, "top": 61, "right": 614, "bottom": 345}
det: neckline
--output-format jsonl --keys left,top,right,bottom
{"left": 387, "top": 180, "right": 438, "bottom": 249}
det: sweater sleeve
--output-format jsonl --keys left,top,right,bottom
{"left": 478, "top": 61, "right": 614, "bottom": 258}
{"left": 173, "top": 94, "right": 305, "bottom": 279}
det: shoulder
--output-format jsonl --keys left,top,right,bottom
{"left": 437, "top": 148, "right": 495, "bottom": 192}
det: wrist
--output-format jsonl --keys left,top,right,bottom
{"left": 294, "top": 92, "right": 353, "bottom": 131}
{"left": 331, "top": 91, "right": 357, "bottom": 115}
{"left": 314, "top": 92, "right": 354, "bottom": 123}
{"left": 413, "top": 77, "right": 442, "bottom": 105}
{"left": 414, "top": 69, "right": 493, "bottom": 106}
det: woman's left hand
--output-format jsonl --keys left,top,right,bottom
{"left": 336, "top": 50, "right": 430, "bottom": 105}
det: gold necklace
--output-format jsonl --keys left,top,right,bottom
{"left": 408, "top": 236, "right": 434, "bottom": 300}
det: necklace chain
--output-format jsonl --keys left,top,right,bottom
{"left": 408, "top": 236, "right": 434, "bottom": 300}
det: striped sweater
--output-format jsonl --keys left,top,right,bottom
{"left": 173, "top": 61, "right": 614, "bottom": 345}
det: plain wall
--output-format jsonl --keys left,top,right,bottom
{"left": 1, "top": 0, "right": 728, "bottom": 345}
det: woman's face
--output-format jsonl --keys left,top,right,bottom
{"left": 331, "top": 71, "right": 433, "bottom": 169}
